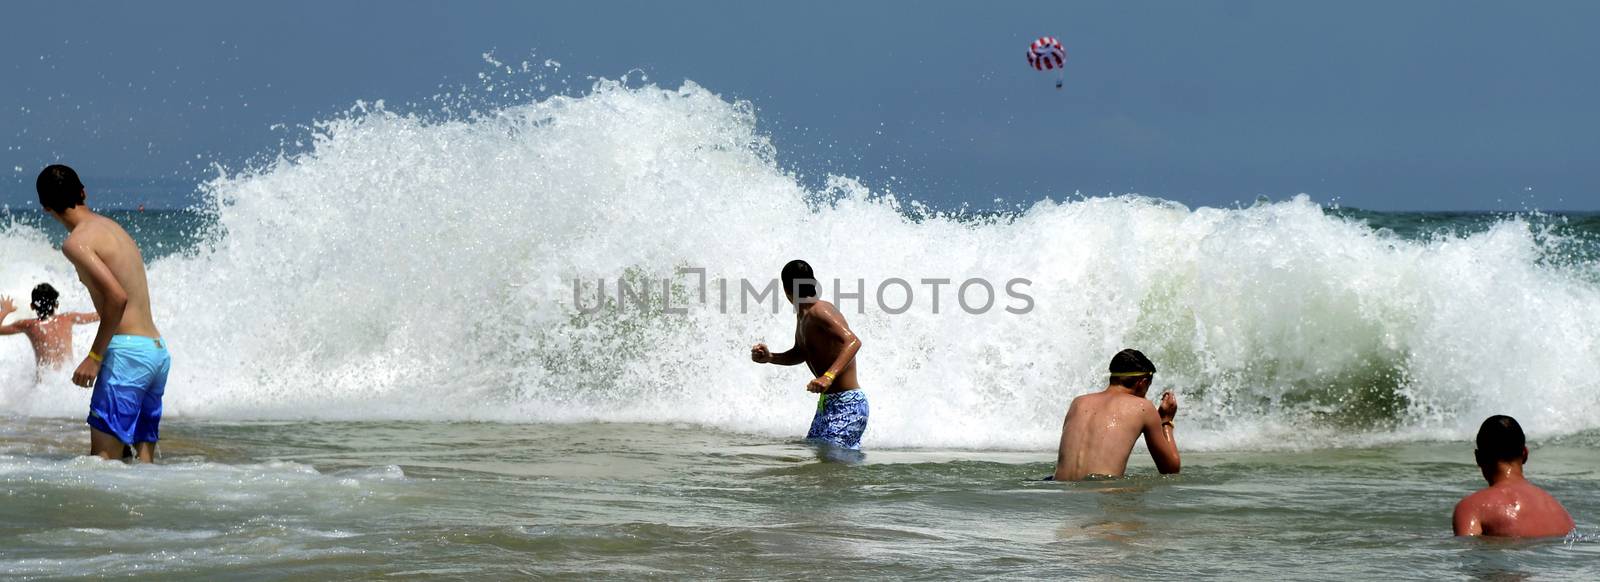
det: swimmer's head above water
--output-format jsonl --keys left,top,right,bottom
{"left": 1453, "top": 414, "right": 1574, "bottom": 537}
{"left": 1475, "top": 415, "right": 1527, "bottom": 479}
{"left": 1108, "top": 348, "right": 1157, "bottom": 396}
{"left": 30, "top": 283, "right": 59, "bottom": 319}
{"left": 780, "top": 259, "right": 818, "bottom": 304}
{"left": 36, "top": 164, "right": 86, "bottom": 217}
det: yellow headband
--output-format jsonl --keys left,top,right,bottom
{"left": 1108, "top": 371, "right": 1153, "bottom": 378}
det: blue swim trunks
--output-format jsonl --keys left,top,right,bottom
{"left": 86, "top": 335, "right": 171, "bottom": 445}
{"left": 806, "top": 389, "right": 869, "bottom": 450}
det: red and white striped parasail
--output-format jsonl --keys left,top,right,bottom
{"left": 1027, "top": 37, "right": 1066, "bottom": 71}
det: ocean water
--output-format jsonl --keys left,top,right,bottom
{"left": 1, "top": 418, "right": 1597, "bottom": 580}
{"left": 2, "top": 81, "right": 1599, "bottom": 579}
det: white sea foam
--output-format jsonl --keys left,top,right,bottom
{"left": 2, "top": 80, "right": 1597, "bottom": 451}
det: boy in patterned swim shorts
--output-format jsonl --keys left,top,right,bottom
{"left": 750, "top": 260, "right": 868, "bottom": 450}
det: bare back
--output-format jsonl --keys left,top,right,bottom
{"left": 794, "top": 300, "right": 859, "bottom": 392}
{"left": 22, "top": 317, "right": 82, "bottom": 368}
{"left": 1054, "top": 390, "right": 1161, "bottom": 480}
{"left": 66, "top": 215, "right": 159, "bottom": 338}
{"left": 1453, "top": 479, "right": 1575, "bottom": 537}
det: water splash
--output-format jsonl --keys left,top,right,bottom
{"left": 2, "top": 80, "right": 1597, "bottom": 451}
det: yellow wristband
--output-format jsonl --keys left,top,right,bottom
{"left": 88, "top": 351, "right": 103, "bottom": 363}
{"left": 823, "top": 371, "right": 836, "bottom": 380}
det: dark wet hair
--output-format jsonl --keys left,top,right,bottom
{"left": 36, "top": 164, "right": 86, "bottom": 213}
{"left": 1476, "top": 415, "right": 1526, "bottom": 462}
{"left": 30, "top": 283, "right": 59, "bottom": 319}
{"left": 781, "top": 259, "right": 817, "bottom": 299}
{"left": 1109, "top": 348, "right": 1157, "bottom": 387}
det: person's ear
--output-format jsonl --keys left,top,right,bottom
{"left": 1521, "top": 446, "right": 1529, "bottom": 464}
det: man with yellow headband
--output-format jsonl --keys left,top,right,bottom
{"left": 1051, "top": 349, "right": 1180, "bottom": 480}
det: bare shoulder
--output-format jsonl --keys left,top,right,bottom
{"left": 64, "top": 217, "right": 135, "bottom": 259}
{"left": 1071, "top": 391, "right": 1106, "bottom": 406}
{"left": 810, "top": 300, "right": 843, "bottom": 318}
{"left": 1061, "top": 394, "right": 1082, "bottom": 421}
{"left": 1070, "top": 391, "right": 1133, "bottom": 415}
{"left": 1458, "top": 486, "right": 1503, "bottom": 511}
{"left": 99, "top": 214, "right": 135, "bottom": 239}
{"left": 62, "top": 219, "right": 104, "bottom": 248}
{"left": 1115, "top": 391, "right": 1157, "bottom": 413}
{"left": 1519, "top": 481, "right": 1572, "bottom": 513}
{"left": 805, "top": 300, "right": 852, "bottom": 328}
{"left": 61, "top": 224, "right": 89, "bottom": 248}
{"left": 71, "top": 215, "right": 127, "bottom": 240}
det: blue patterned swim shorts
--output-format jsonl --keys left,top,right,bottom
{"left": 806, "top": 389, "right": 869, "bottom": 450}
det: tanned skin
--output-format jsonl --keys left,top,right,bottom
{"left": 0, "top": 295, "right": 100, "bottom": 370}
{"left": 1452, "top": 447, "right": 1575, "bottom": 537}
{"left": 46, "top": 194, "right": 163, "bottom": 463}
{"left": 1053, "top": 375, "right": 1180, "bottom": 481}
{"left": 750, "top": 294, "right": 862, "bottom": 396}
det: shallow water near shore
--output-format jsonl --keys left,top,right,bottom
{"left": 2, "top": 417, "right": 1596, "bottom": 580}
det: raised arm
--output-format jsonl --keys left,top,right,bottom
{"left": 68, "top": 312, "right": 101, "bottom": 325}
{"left": 1142, "top": 392, "right": 1181, "bottom": 474}
{"left": 0, "top": 319, "right": 35, "bottom": 335}
{"left": 63, "top": 239, "right": 127, "bottom": 387}
{"left": 0, "top": 296, "right": 33, "bottom": 335}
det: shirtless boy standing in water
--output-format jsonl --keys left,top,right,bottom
{"left": 0, "top": 284, "right": 100, "bottom": 374}
{"left": 1452, "top": 415, "right": 1574, "bottom": 537}
{"left": 750, "top": 260, "right": 868, "bottom": 450}
{"left": 37, "top": 164, "right": 171, "bottom": 463}
{"left": 1052, "top": 349, "right": 1180, "bottom": 481}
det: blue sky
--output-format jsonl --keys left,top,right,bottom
{"left": 3, "top": 1, "right": 1596, "bottom": 211}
